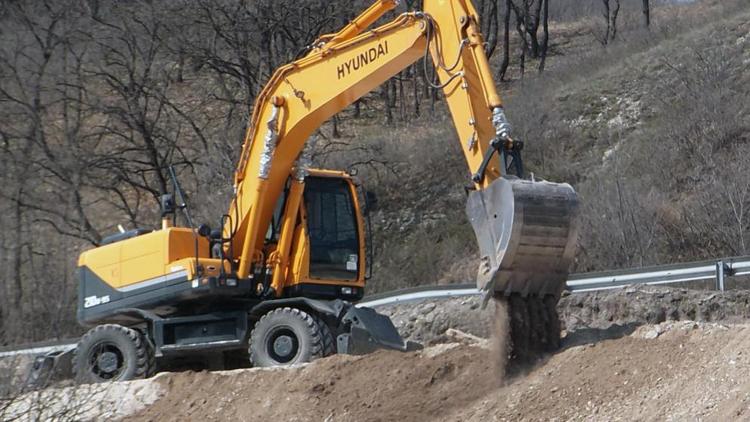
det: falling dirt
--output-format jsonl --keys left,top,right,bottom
{"left": 490, "top": 297, "right": 509, "bottom": 382}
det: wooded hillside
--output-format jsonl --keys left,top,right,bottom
{"left": 0, "top": 0, "right": 747, "bottom": 344}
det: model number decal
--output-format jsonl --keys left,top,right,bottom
{"left": 84, "top": 295, "right": 111, "bottom": 308}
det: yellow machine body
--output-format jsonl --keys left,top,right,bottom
{"left": 77, "top": 169, "right": 367, "bottom": 324}
{"left": 75, "top": 0, "right": 577, "bottom": 362}
{"left": 78, "top": 228, "right": 207, "bottom": 290}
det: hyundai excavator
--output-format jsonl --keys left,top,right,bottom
{"left": 71, "top": 0, "right": 578, "bottom": 383}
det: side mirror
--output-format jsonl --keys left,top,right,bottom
{"left": 197, "top": 224, "right": 211, "bottom": 237}
{"left": 160, "top": 194, "right": 175, "bottom": 217}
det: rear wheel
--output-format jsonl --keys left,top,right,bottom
{"left": 73, "top": 324, "right": 153, "bottom": 383}
{"left": 314, "top": 315, "right": 336, "bottom": 357}
{"left": 249, "top": 307, "right": 333, "bottom": 367}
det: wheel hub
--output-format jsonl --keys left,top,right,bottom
{"left": 273, "top": 335, "right": 294, "bottom": 358}
{"left": 97, "top": 350, "right": 119, "bottom": 373}
{"left": 267, "top": 327, "right": 300, "bottom": 364}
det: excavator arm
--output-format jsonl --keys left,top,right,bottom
{"left": 226, "top": 0, "right": 578, "bottom": 300}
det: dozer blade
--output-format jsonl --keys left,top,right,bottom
{"left": 466, "top": 177, "right": 579, "bottom": 298}
{"left": 337, "top": 305, "right": 421, "bottom": 355}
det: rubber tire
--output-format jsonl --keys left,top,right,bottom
{"left": 136, "top": 327, "right": 158, "bottom": 377}
{"left": 249, "top": 307, "right": 329, "bottom": 367}
{"left": 73, "top": 324, "right": 152, "bottom": 384}
{"left": 314, "top": 315, "right": 336, "bottom": 357}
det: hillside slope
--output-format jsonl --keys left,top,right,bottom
{"left": 360, "top": 0, "right": 750, "bottom": 291}
{"left": 0, "top": 0, "right": 747, "bottom": 345}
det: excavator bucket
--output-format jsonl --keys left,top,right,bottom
{"left": 466, "top": 177, "right": 579, "bottom": 299}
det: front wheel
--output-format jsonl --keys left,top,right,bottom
{"left": 249, "top": 307, "right": 333, "bottom": 367}
{"left": 73, "top": 324, "right": 154, "bottom": 383}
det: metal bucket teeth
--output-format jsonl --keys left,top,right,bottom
{"left": 466, "top": 177, "right": 579, "bottom": 298}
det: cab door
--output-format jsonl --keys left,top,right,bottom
{"left": 303, "top": 176, "right": 361, "bottom": 280}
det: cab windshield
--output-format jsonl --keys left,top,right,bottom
{"left": 303, "top": 177, "right": 359, "bottom": 280}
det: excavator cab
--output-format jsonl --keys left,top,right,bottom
{"left": 274, "top": 170, "right": 368, "bottom": 302}
{"left": 304, "top": 177, "right": 361, "bottom": 280}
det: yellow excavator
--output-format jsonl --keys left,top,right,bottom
{"left": 72, "top": 0, "right": 578, "bottom": 382}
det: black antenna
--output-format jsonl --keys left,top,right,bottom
{"left": 168, "top": 165, "right": 194, "bottom": 228}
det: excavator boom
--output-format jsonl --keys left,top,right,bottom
{"left": 226, "top": 0, "right": 578, "bottom": 303}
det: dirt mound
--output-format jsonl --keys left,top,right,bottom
{"left": 378, "top": 296, "right": 494, "bottom": 343}
{"left": 124, "top": 344, "right": 499, "bottom": 422}
{"left": 119, "top": 321, "right": 750, "bottom": 421}
{"left": 450, "top": 321, "right": 750, "bottom": 421}
{"left": 11, "top": 286, "right": 750, "bottom": 421}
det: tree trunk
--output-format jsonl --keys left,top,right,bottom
{"left": 538, "top": 0, "right": 550, "bottom": 73}
{"left": 610, "top": 0, "right": 621, "bottom": 41}
{"left": 527, "top": 0, "right": 543, "bottom": 58}
{"left": 484, "top": 0, "right": 499, "bottom": 57}
{"left": 498, "top": 0, "right": 511, "bottom": 80}
{"left": 383, "top": 84, "right": 393, "bottom": 124}
{"left": 12, "top": 189, "right": 23, "bottom": 307}
{"left": 398, "top": 70, "right": 406, "bottom": 122}
{"left": 601, "top": 0, "right": 611, "bottom": 46}
{"left": 642, "top": 0, "right": 651, "bottom": 28}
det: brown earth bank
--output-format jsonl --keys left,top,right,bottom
{"left": 125, "top": 321, "right": 750, "bottom": 422}
{"left": 125, "top": 286, "right": 750, "bottom": 422}
{"left": 8, "top": 286, "right": 750, "bottom": 421}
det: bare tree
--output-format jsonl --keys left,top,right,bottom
{"left": 0, "top": 0, "right": 105, "bottom": 342}
{"left": 498, "top": 0, "right": 512, "bottom": 80}
{"left": 597, "top": 0, "right": 621, "bottom": 45}
{"left": 538, "top": 0, "right": 550, "bottom": 72}
{"left": 509, "top": 0, "right": 544, "bottom": 58}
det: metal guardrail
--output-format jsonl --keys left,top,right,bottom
{"left": 4, "top": 255, "right": 750, "bottom": 358}
{"left": 567, "top": 255, "right": 750, "bottom": 293}
{"left": 360, "top": 255, "right": 750, "bottom": 306}
{"left": 0, "top": 339, "right": 77, "bottom": 359}
{"left": 357, "top": 283, "right": 477, "bottom": 308}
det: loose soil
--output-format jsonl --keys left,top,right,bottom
{"left": 125, "top": 321, "right": 750, "bottom": 422}
{"left": 9, "top": 286, "right": 750, "bottom": 421}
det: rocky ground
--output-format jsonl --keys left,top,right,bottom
{"left": 381, "top": 285, "right": 750, "bottom": 345}
{"left": 6, "top": 285, "right": 750, "bottom": 421}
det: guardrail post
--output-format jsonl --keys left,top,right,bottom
{"left": 716, "top": 260, "right": 725, "bottom": 291}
